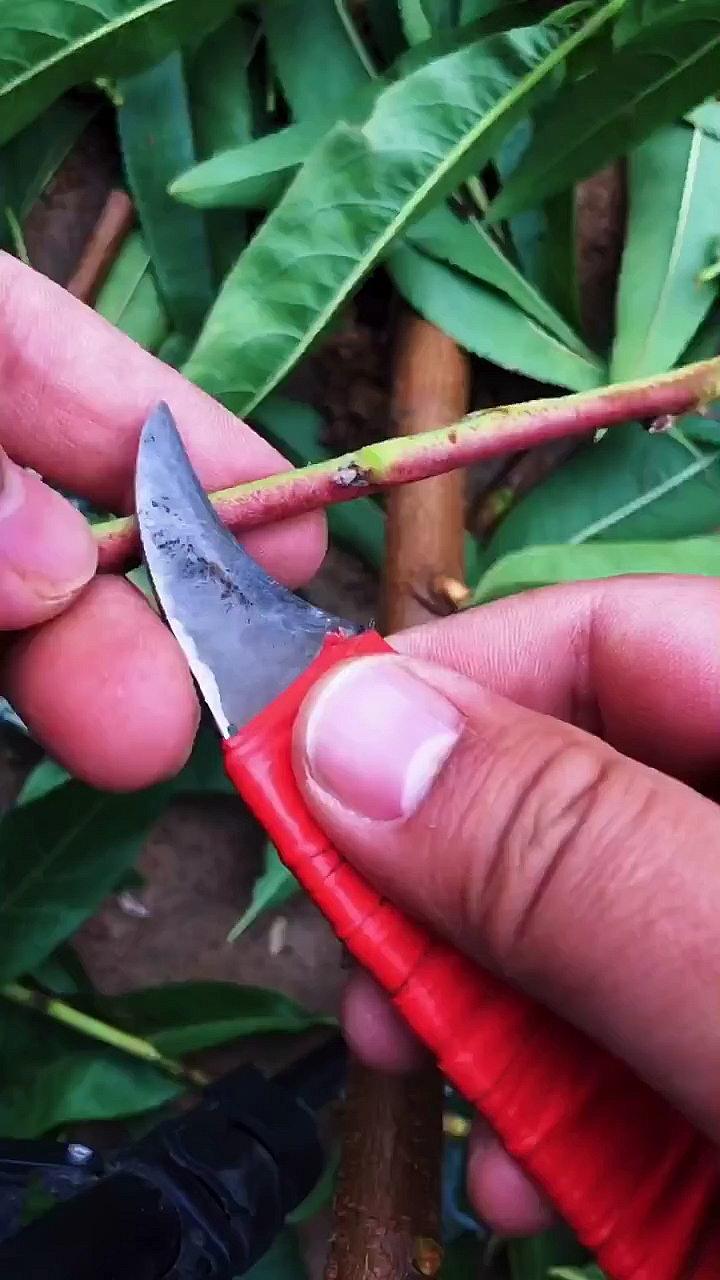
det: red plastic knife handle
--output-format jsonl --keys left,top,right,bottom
{"left": 224, "top": 631, "right": 720, "bottom": 1280}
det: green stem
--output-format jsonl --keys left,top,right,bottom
{"left": 2, "top": 982, "right": 209, "bottom": 1088}
{"left": 94, "top": 357, "right": 720, "bottom": 573}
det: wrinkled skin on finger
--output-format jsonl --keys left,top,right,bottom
{"left": 329, "top": 577, "right": 720, "bottom": 1233}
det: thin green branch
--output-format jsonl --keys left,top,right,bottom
{"left": 2, "top": 982, "right": 210, "bottom": 1088}
{"left": 93, "top": 358, "right": 720, "bottom": 573}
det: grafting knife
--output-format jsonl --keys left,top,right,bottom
{"left": 135, "top": 402, "right": 720, "bottom": 1280}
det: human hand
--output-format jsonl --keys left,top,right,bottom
{"left": 290, "top": 575, "right": 720, "bottom": 1236}
{"left": 0, "top": 253, "right": 325, "bottom": 790}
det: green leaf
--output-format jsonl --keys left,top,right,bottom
{"left": 85, "top": 981, "right": 334, "bottom": 1055}
{"left": 493, "top": 116, "right": 548, "bottom": 290}
{"left": 171, "top": 14, "right": 555, "bottom": 214}
{"left": 286, "top": 1146, "right": 340, "bottom": 1223}
{"left": 94, "top": 230, "right": 170, "bottom": 353}
{"left": 365, "top": 0, "right": 407, "bottom": 64}
{"left": 440, "top": 1233, "right": 485, "bottom": 1280}
{"left": 614, "top": 0, "right": 686, "bottom": 43}
{"left": 490, "top": 3, "right": 720, "bottom": 222}
{"left": 550, "top": 1269, "right": 606, "bottom": 1280}
{"left": 118, "top": 52, "right": 214, "bottom": 337}
{"left": 228, "top": 842, "right": 300, "bottom": 941}
{"left": 611, "top": 123, "right": 720, "bottom": 381}
{"left": 17, "top": 757, "right": 70, "bottom": 805}
{"left": 0, "top": 779, "right": 173, "bottom": 983}
{"left": 407, "top": 204, "right": 590, "bottom": 352}
{"left": 480, "top": 426, "right": 720, "bottom": 569}
{"left": 507, "top": 1226, "right": 589, "bottom": 1280}
{"left": 30, "top": 945, "right": 94, "bottom": 997}
{"left": 389, "top": 243, "right": 604, "bottom": 389}
{"left": 261, "top": 0, "right": 373, "bottom": 121}
{"left": 401, "top": 0, "right": 434, "bottom": 45}
{"left": 0, "top": 95, "right": 95, "bottom": 245}
{"left": 184, "top": 11, "right": 618, "bottom": 414}
{"left": 0, "top": 999, "right": 180, "bottom": 1138}
{"left": 244, "top": 1228, "right": 307, "bottom": 1280}
{"left": 0, "top": 976, "right": 331, "bottom": 1138}
{"left": 170, "top": 97, "right": 374, "bottom": 211}
{"left": 186, "top": 12, "right": 256, "bottom": 282}
{"left": 541, "top": 187, "right": 582, "bottom": 336}
{"left": 685, "top": 98, "right": 720, "bottom": 140}
{"left": 473, "top": 534, "right": 720, "bottom": 603}
{"left": 0, "top": 0, "right": 239, "bottom": 146}
{"left": 250, "top": 396, "right": 386, "bottom": 568}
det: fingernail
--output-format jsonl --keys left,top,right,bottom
{"left": 303, "top": 657, "right": 464, "bottom": 821}
{"left": 0, "top": 455, "right": 96, "bottom": 597}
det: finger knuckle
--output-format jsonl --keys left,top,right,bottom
{"left": 469, "top": 727, "right": 623, "bottom": 970}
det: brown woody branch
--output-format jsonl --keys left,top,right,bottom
{"left": 325, "top": 311, "right": 470, "bottom": 1280}
{"left": 65, "top": 189, "right": 135, "bottom": 305}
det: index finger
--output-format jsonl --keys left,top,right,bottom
{"left": 0, "top": 253, "right": 325, "bottom": 587}
{"left": 391, "top": 575, "right": 720, "bottom": 787}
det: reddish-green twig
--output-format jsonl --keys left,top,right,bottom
{"left": 94, "top": 358, "right": 720, "bottom": 572}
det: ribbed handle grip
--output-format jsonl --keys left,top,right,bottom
{"left": 224, "top": 632, "right": 720, "bottom": 1280}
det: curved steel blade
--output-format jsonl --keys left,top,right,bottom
{"left": 135, "top": 403, "right": 360, "bottom": 737}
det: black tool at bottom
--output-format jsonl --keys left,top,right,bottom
{"left": 0, "top": 1036, "right": 345, "bottom": 1280}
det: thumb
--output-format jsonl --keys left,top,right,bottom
{"left": 0, "top": 450, "right": 96, "bottom": 630}
{"left": 293, "top": 652, "right": 720, "bottom": 1141}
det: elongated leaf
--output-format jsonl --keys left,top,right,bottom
{"left": 186, "top": 13, "right": 256, "bottom": 281}
{"left": 686, "top": 98, "right": 720, "bottom": 140}
{"left": 490, "top": 4, "right": 720, "bottom": 222}
{"left": 31, "top": 946, "right": 94, "bottom": 997}
{"left": 287, "top": 1147, "right": 340, "bottom": 1223}
{"left": 0, "top": 978, "right": 330, "bottom": 1138}
{"left": 473, "top": 534, "right": 720, "bottom": 602}
{"left": 441, "top": 1234, "right": 485, "bottom": 1280}
{"left": 389, "top": 244, "right": 604, "bottom": 389}
{"left": 493, "top": 116, "right": 548, "bottom": 290}
{"left": 17, "top": 757, "right": 69, "bottom": 805}
{"left": 261, "top": 0, "right": 373, "bottom": 120}
{"left": 407, "top": 204, "right": 590, "bottom": 351}
{"left": 0, "top": 95, "right": 95, "bottom": 246}
{"left": 85, "top": 981, "right": 334, "bottom": 1054}
{"left": 0, "top": 1000, "right": 180, "bottom": 1138}
{"left": 171, "top": 14, "right": 553, "bottom": 213}
{"left": 118, "top": 52, "right": 214, "bottom": 336}
{"left": 0, "top": 780, "right": 173, "bottom": 982}
{"left": 401, "top": 0, "right": 434, "bottom": 45}
{"left": 184, "top": 11, "right": 618, "bottom": 413}
{"left": 365, "top": 0, "right": 406, "bottom": 63}
{"left": 244, "top": 1229, "right": 307, "bottom": 1280}
{"left": 171, "top": 95, "right": 375, "bottom": 211}
{"left": 0, "top": 0, "right": 238, "bottom": 146}
{"left": 532, "top": 187, "right": 582, "bottom": 339}
{"left": 550, "top": 1269, "right": 606, "bottom": 1280}
{"left": 614, "top": 0, "right": 687, "bottom": 43}
{"left": 507, "top": 1227, "right": 589, "bottom": 1280}
{"left": 228, "top": 842, "right": 300, "bottom": 941}
{"left": 94, "top": 230, "right": 170, "bottom": 352}
{"left": 481, "top": 426, "right": 720, "bottom": 570}
{"left": 611, "top": 123, "right": 720, "bottom": 380}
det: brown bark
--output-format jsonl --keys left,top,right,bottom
{"left": 382, "top": 312, "right": 471, "bottom": 629}
{"left": 65, "top": 189, "right": 135, "bottom": 305}
{"left": 325, "top": 310, "right": 470, "bottom": 1280}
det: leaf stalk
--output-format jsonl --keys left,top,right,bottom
{"left": 2, "top": 982, "right": 209, "bottom": 1088}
